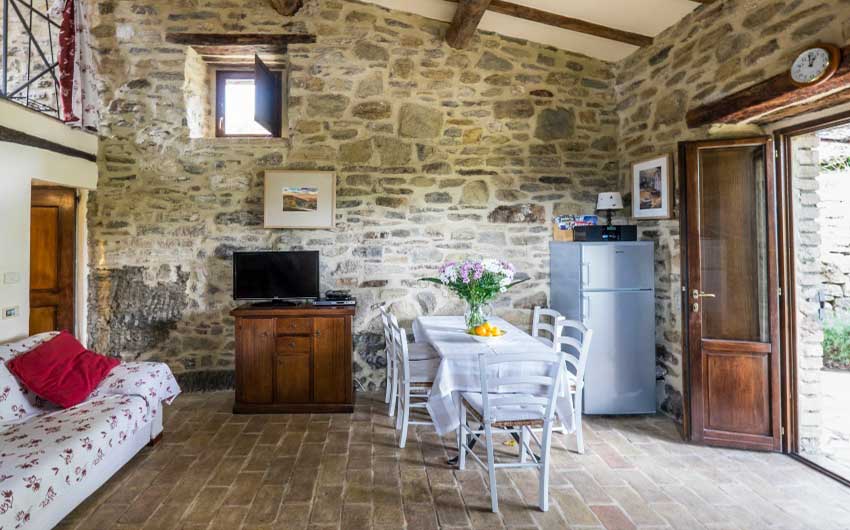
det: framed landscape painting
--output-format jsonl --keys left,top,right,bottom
{"left": 264, "top": 170, "right": 336, "bottom": 228}
{"left": 632, "top": 154, "right": 673, "bottom": 220}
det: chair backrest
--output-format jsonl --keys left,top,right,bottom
{"left": 554, "top": 319, "right": 593, "bottom": 386}
{"left": 532, "top": 306, "right": 593, "bottom": 386}
{"left": 379, "top": 305, "right": 393, "bottom": 354}
{"left": 388, "top": 313, "right": 410, "bottom": 383}
{"left": 531, "top": 306, "right": 563, "bottom": 348}
{"left": 477, "top": 350, "right": 565, "bottom": 425}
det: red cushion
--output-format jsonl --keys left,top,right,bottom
{"left": 6, "top": 331, "right": 120, "bottom": 408}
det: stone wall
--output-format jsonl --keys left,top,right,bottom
{"left": 791, "top": 133, "right": 824, "bottom": 455}
{"left": 815, "top": 131, "right": 850, "bottom": 322}
{"left": 614, "top": 0, "right": 850, "bottom": 420}
{"left": 83, "top": 0, "right": 619, "bottom": 390}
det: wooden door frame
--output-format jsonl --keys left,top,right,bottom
{"left": 774, "top": 109, "right": 850, "bottom": 484}
{"left": 29, "top": 185, "right": 77, "bottom": 335}
{"left": 678, "top": 136, "right": 782, "bottom": 450}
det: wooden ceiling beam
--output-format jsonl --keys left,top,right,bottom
{"left": 269, "top": 0, "right": 303, "bottom": 16}
{"left": 165, "top": 33, "right": 316, "bottom": 47}
{"left": 444, "top": 0, "right": 652, "bottom": 48}
{"left": 686, "top": 45, "right": 850, "bottom": 127}
{"left": 446, "top": 0, "right": 492, "bottom": 49}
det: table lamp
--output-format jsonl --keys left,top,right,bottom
{"left": 596, "top": 192, "right": 623, "bottom": 226}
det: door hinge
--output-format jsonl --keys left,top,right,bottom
{"left": 778, "top": 287, "right": 783, "bottom": 297}
{"left": 780, "top": 426, "right": 785, "bottom": 436}
{"left": 775, "top": 148, "right": 780, "bottom": 159}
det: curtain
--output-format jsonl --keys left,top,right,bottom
{"left": 52, "top": 0, "right": 98, "bottom": 129}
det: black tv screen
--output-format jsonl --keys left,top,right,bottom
{"left": 233, "top": 251, "right": 319, "bottom": 300}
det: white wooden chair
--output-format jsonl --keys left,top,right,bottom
{"left": 531, "top": 306, "right": 594, "bottom": 453}
{"left": 381, "top": 305, "right": 438, "bottom": 418}
{"left": 388, "top": 314, "right": 439, "bottom": 447}
{"left": 379, "top": 306, "right": 394, "bottom": 407}
{"left": 457, "top": 350, "right": 566, "bottom": 512}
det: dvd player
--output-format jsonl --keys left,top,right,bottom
{"left": 314, "top": 299, "right": 357, "bottom": 306}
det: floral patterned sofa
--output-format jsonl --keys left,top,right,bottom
{"left": 0, "top": 332, "right": 181, "bottom": 530}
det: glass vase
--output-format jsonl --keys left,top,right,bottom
{"left": 464, "top": 301, "right": 491, "bottom": 331}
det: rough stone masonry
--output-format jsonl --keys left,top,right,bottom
{"left": 79, "top": 0, "right": 850, "bottom": 418}
{"left": 83, "top": 0, "right": 618, "bottom": 392}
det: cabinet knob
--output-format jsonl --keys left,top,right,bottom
{"left": 316, "top": 330, "right": 321, "bottom": 337}
{"left": 290, "top": 341, "right": 296, "bottom": 348}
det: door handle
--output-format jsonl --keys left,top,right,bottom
{"left": 692, "top": 290, "right": 716, "bottom": 299}
{"left": 582, "top": 296, "right": 590, "bottom": 322}
{"left": 581, "top": 262, "right": 590, "bottom": 287}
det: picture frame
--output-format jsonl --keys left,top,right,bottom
{"left": 631, "top": 154, "right": 673, "bottom": 220}
{"left": 264, "top": 170, "right": 336, "bottom": 229}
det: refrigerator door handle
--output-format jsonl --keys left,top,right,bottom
{"left": 581, "top": 262, "right": 590, "bottom": 287}
{"left": 582, "top": 295, "right": 590, "bottom": 322}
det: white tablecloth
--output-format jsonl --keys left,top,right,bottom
{"left": 415, "top": 316, "right": 575, "bottom": 436}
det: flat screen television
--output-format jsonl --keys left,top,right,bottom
{"left": 233, "top": 251, "right": 319, "bottom": 301}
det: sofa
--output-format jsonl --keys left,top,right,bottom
{"left": 0, "top": 332, "right": 180, "bottom": 530}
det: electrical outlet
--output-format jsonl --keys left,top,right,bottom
{"left": 2, "top": 272, "right": 20, "bottom": 285}
{"left": 2, "top": 306, "right": 19, "bottom": 319}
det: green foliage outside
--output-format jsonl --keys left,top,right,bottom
{"left": 820, "top": 155, "right": 850, "bottom": 173}
{"left": 823, "top": 320, "right": 850, "bottom": 370}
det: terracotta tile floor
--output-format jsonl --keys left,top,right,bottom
{"left": 57, "top": 392, "right": 850, "bottom": 530}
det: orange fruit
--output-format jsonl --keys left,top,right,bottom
{"left": 474, "top": 325, "right": 488, "bottom": 336}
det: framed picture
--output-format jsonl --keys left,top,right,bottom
{"left": 264, "top": 170, "right": 336, "bottom": 229}
{"left": 632, "top": 154, "right": 673, "bottom": 220}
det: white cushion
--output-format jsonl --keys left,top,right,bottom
{"left": 461, "top": 392, "right": 547, "bottom": 423}
{"left": 0, "top": 332, "right": 61, "bottom": 423}
{"left": 409, "top": 357, "right": 439, "bottom": 383}
{"left": 408, "top": 342, "right": 438, "bottom": 361}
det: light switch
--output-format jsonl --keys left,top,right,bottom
{"left": 3, "top": 272, "right": 20, "bottom": 285}
{"left": 2, "top": 306, "right": 19, "bottom": 319}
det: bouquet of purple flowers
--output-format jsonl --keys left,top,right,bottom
{"left": 422, "top": 259, "right": 527, "bottom": 330}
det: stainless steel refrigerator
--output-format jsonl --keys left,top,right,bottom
{"left": 550, "top": 241, "right": 656, "bottom": 415}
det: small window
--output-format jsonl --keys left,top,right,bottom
{"left": 215, "top": 57, "right": 284, "bottom": 138}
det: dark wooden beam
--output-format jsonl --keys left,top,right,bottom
{"left": 445, "top": 0, "right": 653, "bottom": 47}
{"left": 446, "top": 0, "right": 492, "bottom": 49}
{"left": 686, "top": 45, "right": 850, "bottom": 127}
{"left": 165, "top": 33, "right": 315, "bottom": 48}
{"left": 269, "top": 0, "right": 303, "bottom": 16}
{"left": 0, "top": 125, "right": 96, "bottom": 162}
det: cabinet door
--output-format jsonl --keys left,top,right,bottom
{"left": 275, "top": 354, "right": 311, "bottom": 402}
{"left": 313, "top": 317, "right": 351, "bottom": 404}
{"left": 235, "top": 318, "right": 275, "bottom": 404}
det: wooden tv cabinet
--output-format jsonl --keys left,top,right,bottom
{"left": 231, "top": 303, "right": 355, "bottom": 413}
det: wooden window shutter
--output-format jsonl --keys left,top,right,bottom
{"left": 254, "top": 54, "right": 282, "bottom": 137}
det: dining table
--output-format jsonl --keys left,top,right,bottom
{"left": 413, "top": 315, "right": 575, "bottom": 438}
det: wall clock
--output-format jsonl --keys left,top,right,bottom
{"left": 789, "top": 43, "right": 841, "bottom": 87}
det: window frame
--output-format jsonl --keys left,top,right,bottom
{"left": 214, "top": 70, "right": 275, "bottom": 138}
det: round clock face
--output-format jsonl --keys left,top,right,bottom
{"left": 791, "top": 47, "right": 833, "bottom": 84}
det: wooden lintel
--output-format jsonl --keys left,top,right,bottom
{"left": 269, "top": 0, "right": 303, "bottom": 16}
{"left": 446, "top": 0, "right": 492, "bottom": 49}
{"left": 165, "top": 33, "right": 315, "bottom": 48}
{"left": 686, "top": 45, "right": 850, "bottom": 127}
{"left": 0, "top": 125, "right": 96, "bottom": 162}
{"left": 445, "top": 0, "right": 653, "bottom": 48}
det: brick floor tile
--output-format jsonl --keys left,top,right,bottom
{"left": 57, "top": 392, "right": 850, "bottom": 530}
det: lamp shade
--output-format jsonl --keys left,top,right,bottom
{"left": 596, "top": 192, "right": 623, "bottom": 210}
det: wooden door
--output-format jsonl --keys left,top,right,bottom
{"left": 682, "top": 137, "right": 781, "bottom": 451}
{"left": 313, "top": 317, "right": 351, "bottom": 404}
{"left": 29, "top": 187, "right": 76, "bottom": 335}
{"left": 235, "top": 318, "right": 275, "bottom": 404}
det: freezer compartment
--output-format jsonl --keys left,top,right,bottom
{"left": 581, "top": 242, "right": 654, "bottom": 291}
{"left": 582, "top": 290, "right": 656, "bottom": 415}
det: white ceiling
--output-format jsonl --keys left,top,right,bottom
{"left": 363, "top": 0, "right": 703, "bottom": 62}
